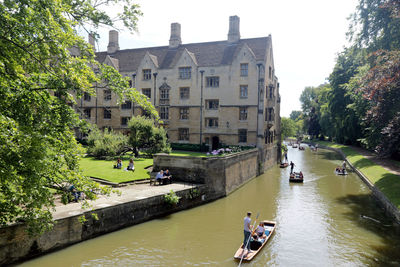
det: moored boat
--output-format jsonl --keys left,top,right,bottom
{"left": 234, "top": 220, "right": 276, "bottom": 262}
{"left": 280, "top": 162, "right": 289, "bottom": 168}
{"left": 289, "top": 172, "right": 304, "bottom": 183}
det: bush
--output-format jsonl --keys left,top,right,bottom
{"left": 164, "top": 190, "right": 181, "bottom": 206}
{"left": 86, "top": 127, "right": 129, "bottom": 159}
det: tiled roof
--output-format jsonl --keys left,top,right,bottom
{"left": 95, "top": 37, "right": 270, "bottom": 72}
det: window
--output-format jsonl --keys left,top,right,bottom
{"left": 269, "top": 84, "right": 274, "bottom": 99}
{"left": 143, "top": 69, "right": 152, "bottom": 80}
{"left": 269, "top": 66, "right": 272, "bottom": 79}
{"left": 240, "top": 85, "right": 248, "bottom": 98}
{"left": 121, "top": 101, "right": 132, "bottom": 109}
{"left": 238, "top": 129, "right": 247, "bottom": 143}
{"left": 104, "top": 90, "right": 111, "bottom": 101}
{"left": 121, "top": 117, "right": 130, "bottom": 126}
{"left": 205, "top": 118, "right": 218, "bottom": 128}
{"left": 178, "top": 128, "right": 189, "bottom": 141}
{"left": 180, "top": 87, "right": 190, "bottom": 99}
{"left": 266, "top": 107, "right": 274, "bottom": 121}
{"left": 84, "top": 108, "right": 91, "bottom": 119}
{"left": 160, "top": 106, "right": 169, "bottom": 120}
{"left": 206, "top": 100, "right": 219, "bottom": 110}
{"left": 240, "top": 63, "right": 248, "bottom": 76}
{"left": 160, "top": 89, "right": 169, "bottom": 100}
{"left": 103, "top": 108, "right": 111, "bottom": 119}
{"left": 142, "top": 88, "right": 151, "bottom": 98}
{"left": 239, "top": 107, "right": 247, "bottom": 120}
{"left": 179, "top": 67, "right": 191, "bottom": 79}
{"left": 84, "top": 92, "right": 91, "bottom": 101}
{"left": 206, "top": 76, "right": 219, "bottom": 87}
{"left": 180, "top": 108, "right": 189, "bottom": 120}
{"left": 131, "top": 74, "right": 136, "bottom": 87}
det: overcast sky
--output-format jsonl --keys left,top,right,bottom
{"left": 93, "top": 0, "right": 359, "bottom": 117}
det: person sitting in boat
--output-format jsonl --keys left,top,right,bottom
{"left": 255, "top": 222, "right": 266, "bottom": 238}
{"left": 335, "top": 166, "right": 341, "bottom": 173}
{"left": 250, "top": 234, "right": 263, "bottom": 250}
{"left": 299, "top": 171, "right": 303, "bottom": 178}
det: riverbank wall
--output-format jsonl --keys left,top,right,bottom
{"left": 0, "top": 185, "right": 209, "bottom": 266}
{"left": 1, "top": 146, "right": 279, "bottom": 265}
{"left": 310, "top": 143, "right": 400, "bottom": 224}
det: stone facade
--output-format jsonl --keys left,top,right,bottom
{"left": 76, "top": 15, "right": 281, "bottom": 153}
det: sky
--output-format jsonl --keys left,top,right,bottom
{"left": 92, "top": 0, "right": 359, "bottom": 117}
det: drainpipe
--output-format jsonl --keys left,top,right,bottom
{"left": 199, "top": 70, "right": 204, "bottom": 150}
{"left": 153, "top": 72, "right": 158, "bottom": 107}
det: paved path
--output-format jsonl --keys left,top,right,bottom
{"left": 349, "top": 146, "right": 400, "bottom": 176}
{"left": 53, "top": 182, "right": 196, "bottom": 220}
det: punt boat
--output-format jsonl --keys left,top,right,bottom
{"left": 289, "top": 172, "right": 304, "bottom": 183}
{"left": 234, "top": 220, "right": 277, "bottom": 262}
{"left": 280, "top": 162, "right": 289, "bottom": 168}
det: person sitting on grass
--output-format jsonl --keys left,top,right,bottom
{"left": 127, "top": 158, "right": 135, "bottom": 171}
{"left": 114, "top": 158, "right": 122, "bottom": 169}
{"left": 155, "top": 170, "right": 164, "bottom": 185}
{"left": 163, "top": 169, "right": 172, "bottom": 184}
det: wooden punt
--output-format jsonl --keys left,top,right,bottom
{"left": 234, "top": 220, "right": 277, "bottom": 262}
{"left": 335, "top": 170, "right": 348, "bottom": 175}
{"left": 280, "top": 162, "right": 289, "bottom": 168}
{"left": 292, "top": 144, "right": 298, "bottom": 148}
{"left": 289, "top": 172, "right": 304, "bottom": 183}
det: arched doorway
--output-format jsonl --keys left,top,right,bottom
{"left": 212, "top": 136, "right": 219, "bottom": 151}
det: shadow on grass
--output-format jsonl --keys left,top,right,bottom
{"left": 336, "top": 193, "right": 400, "bottom": 265}
{"left": 352, "top": 157, "right": 376, "bottom": 169}
{"left": 375, "top": 173, "right": 400, "bottom": 208}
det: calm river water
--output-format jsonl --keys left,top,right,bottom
{"left": 21, "top": 146, "right": 400, "bottom": 266}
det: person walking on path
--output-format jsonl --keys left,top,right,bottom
{"left": 242, "top": 211, "right": 253, "bottom": 254}
{"left": 290, "top": 161, "right": 295, "bottom": 174}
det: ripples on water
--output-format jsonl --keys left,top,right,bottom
{"left": 21, "top": 146, "right": 400, "bottom": 266}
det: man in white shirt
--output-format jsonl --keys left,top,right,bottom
{"left": 243, "top": 211, "right": 252, "bottom": 253}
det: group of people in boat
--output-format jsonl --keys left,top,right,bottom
{"left": 335, "top": 161, "right": 347, "bottom": 174}
{"left": 241, "top": 211, "right": 271, "bottom": 256}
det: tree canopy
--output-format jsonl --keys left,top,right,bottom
{"left": 0, "top": 0, "right": 155, "bottom": 234}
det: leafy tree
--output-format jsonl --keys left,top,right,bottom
{"left": 357, "top": 50, "right": 400, "bottom": 157}
{"left": 289, "top": 110, "right": 302, "bottom": 121}
{"left": 0, "top": 0, "right": 153, "bottom": 234}
{"left": 128, "top": 116, "right": 171, "bottom": 157}
{"left": 87, "top": 127, "right": 129, "bottom": 159}
{"left": 280, "top": 117, "right": 297, "bottom": 139}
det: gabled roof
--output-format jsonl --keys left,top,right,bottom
{"left": 95, "top": 37, "right": 270, "bottom": 72}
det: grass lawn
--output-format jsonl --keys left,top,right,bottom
{"left": 314, "top": 140, "right": 400, "bottom": 208}
{"left": 80, "top": 156, "right": 153, "bottom": 183}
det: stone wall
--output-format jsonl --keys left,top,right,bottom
{"left": 153, "top": 148, "right": 261, "bottom": 196}
{"left": 0, "top": 186, "right": 208, "bottom": 266}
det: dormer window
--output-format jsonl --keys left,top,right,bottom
{"left": 179, "top": 67, "right": 191, "bottom": 79}
{"left": 143, "top": 69, "right": 152, "bottom": 80}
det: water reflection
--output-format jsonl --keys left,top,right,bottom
{"left": 21, "top": 146, "right": 400, "bottom": 266}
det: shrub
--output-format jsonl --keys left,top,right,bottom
{"left": 170, "top": 143, "right": 209, "bottom": 152}
{"left": 86, "top": 127, "right": 128, "bottom": 159}
{"left": 164, "top": 190, "right": 181, "bottom": 206}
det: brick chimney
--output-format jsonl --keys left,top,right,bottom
{"left": 169, "top": 23, "right": 182, "bottom": 49}
{"left": 107, "top": 30, "right": 119, "bottom": 54}
{"left": 228, "top": 16, "right": 240, "bottom": 43}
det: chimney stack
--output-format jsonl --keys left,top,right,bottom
{"left": 88, "top": 33, "right": 96, "bottom": 51}
{"left": 169, "top": 23, "right": 182, "bottom": 49}
{"left": 107, "top": 30, "right": 119, "bottom": 54}
{"left": 228, "top": 16, "right": 240, "bottom": 43}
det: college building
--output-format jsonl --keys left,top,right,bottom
{"left": 77, "top": 15, "right": 281, "bottom": 156}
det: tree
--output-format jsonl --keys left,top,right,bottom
{"left": 128, "top": 116, "right": 171, "bottom": 157}
{"left": 280, "top": 117, "right": 297, "bottom": 140}
{"left": 289, "top": 110, "right": 302, "bottom": 121}
{"left": 0, "top": 0, "right": 153, "bottom": 234}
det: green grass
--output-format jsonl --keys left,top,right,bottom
{"left": 80, "top": 156, "right": 153, "bottom": 183}
{"left": 168, "top": 151, "right": 207, "bottom": 157}
{"left": 314, "top": 140, "right": 400, "bottom": 208}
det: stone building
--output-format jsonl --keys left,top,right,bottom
{"left": 78, "top": 16, "right": 281, "bottom": 159}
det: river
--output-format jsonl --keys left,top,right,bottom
{"left": 21, "top": 145, "right": 400, "bottom": 266}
